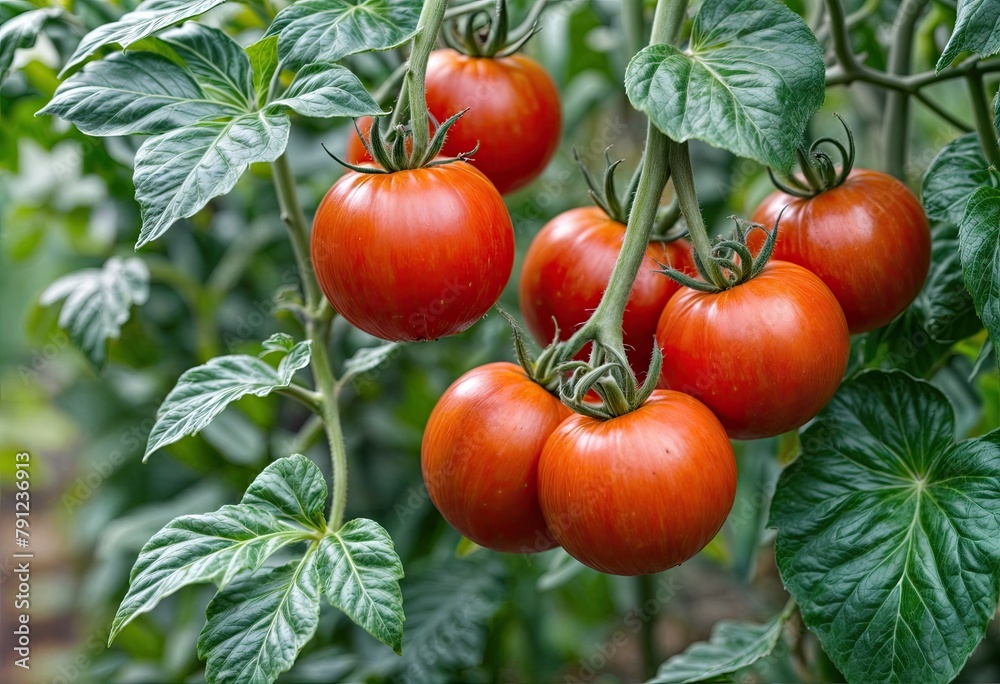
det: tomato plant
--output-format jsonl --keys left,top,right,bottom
{"left": 750, "top": 125, "right": 932, "bottom": 333}
{"left": 421, "top": 361, "right": 566, "bottom": 552}
{"left": 657, "top": 259, "right": 850, "bottom": 439}
{"left": 538, "top": 389, "right": 736, "bottom": 575}
{"left": 312, "top": 161, "right": 514, "bottom": 341}
{"left": 519, "top": 157, "right": 695, "bottom": 378}
{"left": 8, "top": 0, "right": 1000, "bottom": 682}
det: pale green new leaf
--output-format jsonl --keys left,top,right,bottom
{"left": 339, "top": 342, "right": 400, "bottom": 386}
{"left": 247, "top": 35, "right": 279, "bottom": 107}
{"left": 144, "top": 340, "right": 312, "bottom": 459}
{"left": 133, "top": 111, "right": 290, "bottom": 248}
{"left": 0, "top": 4, "right": 63, "bottom": 84}
{"left": 242, "top": 454, "right": 328, "bottom": 532}
{"left": 625, "top": 0, "right": 824, "bottom": 171}
{"left": 198, "top": 555, "right": 321, "bottom": 684}
{"left": 648, "top": 602, "right": 795, "bottom": 683}
{"left": 959, "top": 187, "right": 1000, "bottom": 357}
{"left": 265, "top": 0, "right": 422, "bottom": 71}
{"left": 38, "top": 52, "right": 241, "bottom": 136}
{"left": 922, "top": 133, "right": 1000, "bottom": 225}
{"left": 109, "top": 504, "right": 308, "bottom": 643}
{"left": 936, "top": 0, "right": 1000, "bottom": 71}
{"left": 39, "top": 256, "right": 149, "bottom": 367}
{"left": 318, "top": 518, "right": 404, "bottom": 653}
{"left": 62, "top": 0, "right": 228, "bottom": 75}
{"left": 270, "top": 63, "right": 384, "bottom": 119}
{"left": 770, "top": 370, "right": 1000, "bottom": 684}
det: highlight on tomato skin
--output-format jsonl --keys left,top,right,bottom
{"left": 311, "top": 161, "right": 514, "bottom": 342}
{"left": 424, "top": 49, "right": 562, "bottom": 195}
{"left": 656, "top": 260, "right": 851, "bottom": 441}
{"left": 750, "top": 169, "right": 931, "bottom": 334}
{"left": 421, "top": 362, "right": 570, "bottom": 553}
{"left": 537, "top": 389, "right": 737, "bottom": 576}
{"left": 519, "top": 206, "right": 695, "bottom": 379}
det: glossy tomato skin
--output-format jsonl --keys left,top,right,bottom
{"left": 538, "top": 390, "right": 736, "bottom": 575}
{"left": 311, "top": 162, "right": 514, "bottom": 341}
{"left": 422, "top": 362, "right": 570, "bottom": 553}
{"left": 657, "top": 261, "right": 849, "bottom": 440}
{"left": 519, "top": 207, "right": 695, "bottom": 378}
{"left": 750, "top": 169, "right": 930, "bottom": 333}
{"left": 424, "top": 49, "right": 561, "bottom": 194}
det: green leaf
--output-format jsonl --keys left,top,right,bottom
{"left": 770, "top": 370, "right": 1000, "bottom": 684}
{"left": 317, "top": 518, "right": 404, "bottom": 653}
{"left": 61, "top": 0, "right": 228, "bottom": 75}
{"left": 247, "top": 35, "right": 279, "bottom": 107}
{"left": 624, "top": 0, "right": 824, "bottom": 171}
{"left": 38, "top": 52, "right": 241, "bottom": 136}
{"left": 260, "top": 332, "right": 295, "bottom": 356}
{"left": 936, "top": 0, "right": 1000, "bottom": 71}
{"left": 959, "top": 187, "right": 1000, "bottom": 358}
{"left": 270, "top": 62, "right": 385, "bottom": 119}
{"left": 265, "top": 0, "right": 422, "bottom": 71}
{"left": 339, "top": 342, "right": 400, "bottom": 387}
{"left": 648, "top": 602, "right": 795, "bottom": 684}
{"left": 145, "top": 340, "right": 312, "bottom": 459}
{"left": 922, "top": 133, "right": 1000, "bottom": 225}
{"left": 133, "top": 111, "right": 290, "bottom": 248}
{"left": 39, "top": 256, "right": 149, "bottom": 367}
{"left": 389, "top": 557, "right": 504, "bottom": 683}
{"left": 0, "top": 5, "right": 63, "bottom": 85}
{"left": 241, "top": 454, "right": 328, "bottom": 532}
{"left": 143, "top": 22, "right": 253, "bottom": 109}
{"left": 198, "top": 555, "right": 321, "bottom": 684}
{"left": 536, "top": 548, "right": 586, "bottom": 592}
{"left": 109, "top": 504, "right": 308, "bottom": 644}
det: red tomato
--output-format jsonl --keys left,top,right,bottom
{"left": 424, "top": 49, "right": 561, "bottom": 194}
{"left": 422, "top": 362, "right": 570, "bottom": 553}
{"left": 750, "top": 169, "right": 930, "bottom": 333}
{"left": 519, "top": 207, "right": 695, "bottom": 378}
{"left": 311, "top": 162, "right": 514, "bottom": 341}
{"left": 538, "top": 389, "right": 736, "bottom": 575}
{"left": 656, "top": 261, "right": 849, "bottom": 440}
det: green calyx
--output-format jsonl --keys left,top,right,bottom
{"left": 323, "top": 110, "right": 477, "bottom": 174}
{"left": 657, "top": 213, "right": 780, "bottom": 294}
{"left": 769, "top": 113, "right": 857, "bottom": 198}
{"left": 497, "top": 307, "right": 563, "bottom": 394}
{"left": 556, "top": 343, "right": 662, "bottom": 421}
{"left": 575, "top": 147, "right": 640, "bottom": 225}
{"left": 442, "top": 0, "right": 544, "bottom": 58}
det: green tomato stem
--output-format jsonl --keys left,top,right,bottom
{"left": 966, "top": 72, "right": 1000, "bottom": 168}
{"left": 271, "top": 154, "right": 350, "bottom": 529}
{"left": 560, "top": 0, "right": 684, "bottom": 367}
{"left": 882, "top": 0, "right": 928, "bottom": 179}
{"left": 669, "top": 140, "right": 727, "bottom": 289}
{"left": 271, "top": 155, "right": 321, "bottom": 311}
{"left": 622, "top": 0, "right": 646, "bottom": 63}
{"left": 404, "top": 0, "right": 449, "bottom": 164}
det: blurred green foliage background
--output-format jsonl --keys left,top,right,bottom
{"left": 1, "top": 0, "right": 998, "bottom": 682}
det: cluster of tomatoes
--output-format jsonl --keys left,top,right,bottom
{"left": 310, "top": 46, "right": 932, "bottom": 576}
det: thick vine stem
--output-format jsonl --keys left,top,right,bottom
{"left": 882, "top": 0, "right": 929, "bottom": 179}
{"left": 271, "top": 155, "right": 350, "bottom": 528}
{"left": 272, "top": 155, "right": 321, "bottom": 311}
{"left": 548, "top": 0, "right": 682, "bottom": 412}
{"left": 966, "top": 72, "right": 1000, "bottom": 168}
{"left": 405, "top": 0, "right": 449, "bottom": 163}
